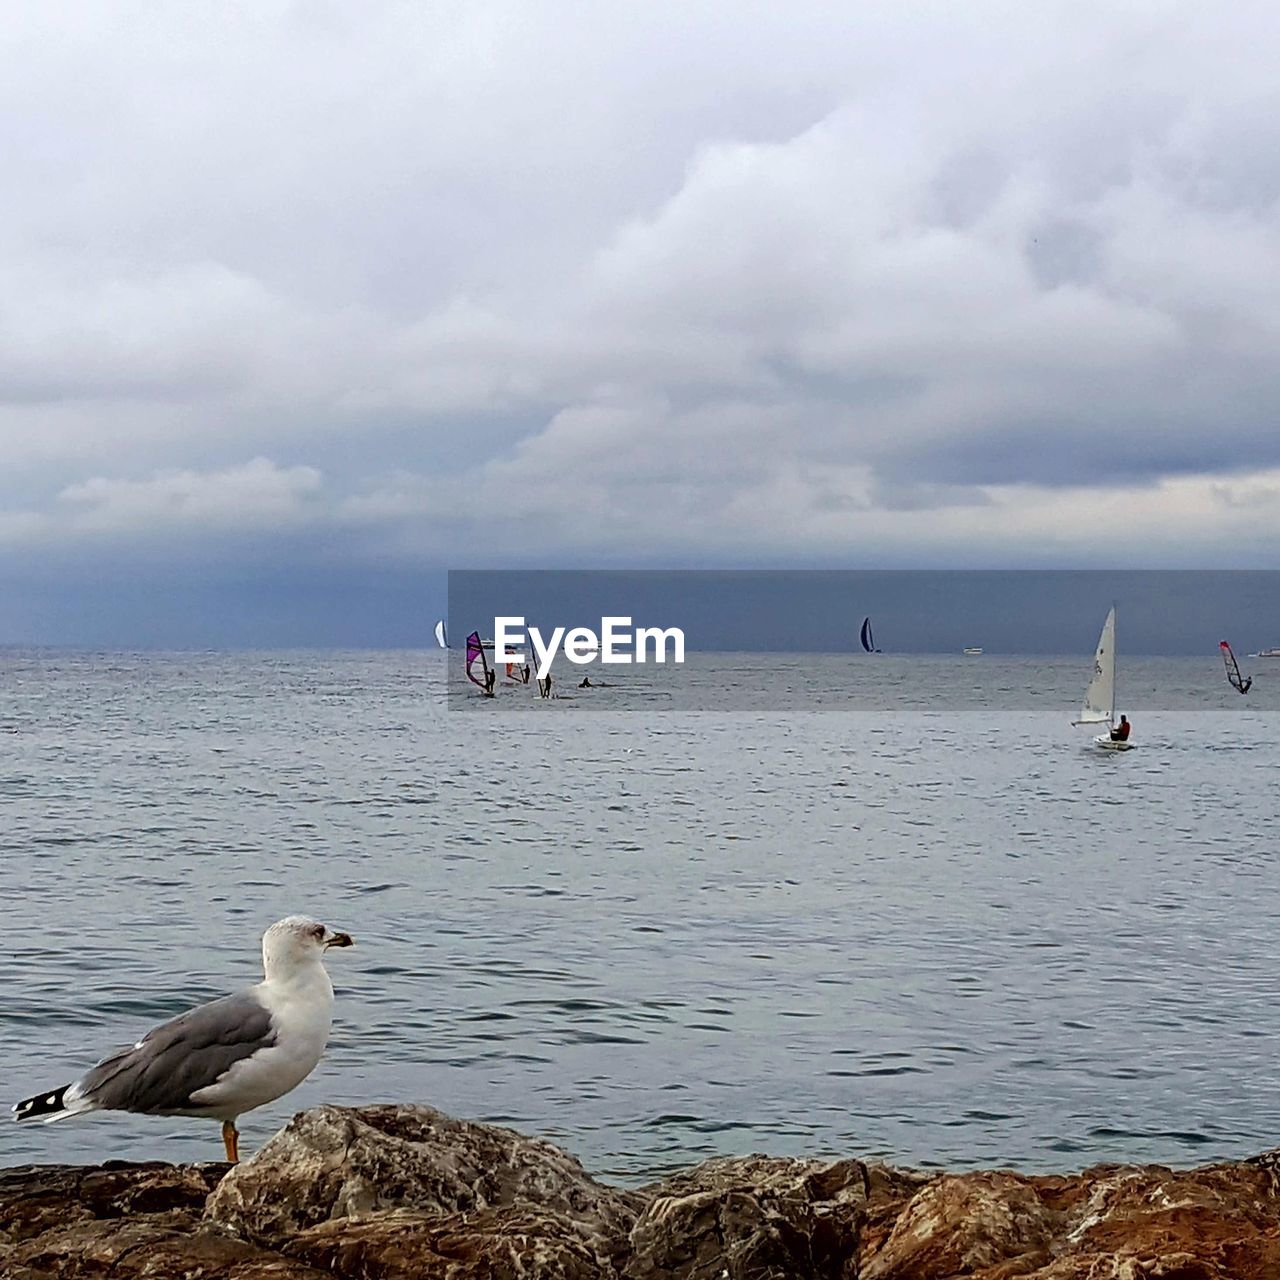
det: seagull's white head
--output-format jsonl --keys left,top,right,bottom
{"left": 261, "top": 915, "right": 355, "bottom": 982}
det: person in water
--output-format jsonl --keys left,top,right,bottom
{"left": 1109, "top": 713, "right": 1130, "bottom": 741}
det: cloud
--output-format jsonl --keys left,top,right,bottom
{"left": 2, "top": 0, "right": 1280, "bottom": 632}
{"left": 55, "top": 457, "right": 324, "bottom": 536}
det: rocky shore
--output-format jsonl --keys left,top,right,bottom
{"left": 4, "top": 1104, "right": 1280, "bottom": 1278}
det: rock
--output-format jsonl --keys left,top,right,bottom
{"left": 6, "top": 1107, "right": 1280, "bottom": 1278}
{"left": 206, "top": 1103, "right": 643, "bottom": 1272}
{"left": 284, "top": 1207, "right": 613, "bottom": 1279}
{"left": 861, "top": 1161, "right": 1280, "bottom": 1279}
{"left": 7, "top": 1217, "right": 324, "bottom": 1279}
{"left": 0, "top": 1161, "right": 221, "bottom": 1245}
{"left": 860, "top": 1169, "right": 1065, "bottom": 1278}
{"left": 0, "top": 1161, "right": 316, "bottom": 1278}
{"left": 624, "top": 1153, "right": 870, "bottom": 1280}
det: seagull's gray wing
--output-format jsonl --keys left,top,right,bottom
{"left": 76, "top": 992, "right": 276, "bottom": 1115}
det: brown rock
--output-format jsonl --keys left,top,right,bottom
{"left": 284, "top": 1207, "right": 613, "bottom": 1279}
{"left": 7, "top": 1109, "right": 1280, "bottom": 1279}
{"left": 7, "top": 1216, "right": 323, "bottom": 1279}
{"left": 0, "top": 1161, "right": 223, "bottom": 1244}
{"left": 624, "top": 1153, "right": 869, "bottom": 1279}
{"left": 857, "top": 1163, "right": 941, "bottom": 1258}
{"left": 861, "top": 1169, "right": 1064, "bottom": 1278}
{"left": 0, "top": 1161, "right": 316, "bottom": 1278}
{"left": 860, "top": 1160, "right": 1280, "bottom": 1280}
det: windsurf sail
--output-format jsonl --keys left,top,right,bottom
{"left": 465, "top": 631, "right": 491, "bottom": 689}
{"left": 1073, "top": 606, "right": 1116, "bottom": 726}
{"left": 434, "top": 619, "right": 448, "bottom": 649}
{"left": 1220, "top": 640, "right": 1252, "bottom": 694}
{"left": 860, "top": 616, "right": 874, "bottom": 653}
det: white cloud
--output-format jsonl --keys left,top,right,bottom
{"left": 1, "top": 0, "right": 1280, "bottom": 592}
{"left": 56, "top": 458, "right": 324, "bottom": 535}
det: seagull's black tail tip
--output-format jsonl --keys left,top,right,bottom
{"left": 13, "top": 1085, "right": 69, "bottom": 1122}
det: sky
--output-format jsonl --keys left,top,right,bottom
{"left": 3, "top": 1, "right": 1280, "bottom": 644}
{"left": 447, "top": 570, "right": 1280, "bottom": 654}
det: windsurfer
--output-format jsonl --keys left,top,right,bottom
{"left": 1221, "top": 641, "right": 1252, "bottom": 694}
{"left": 466, "top": 630, "right": 498, "bottom": 698}
{"left": 1109, "top": 714, "right": 1130, "bottom": 742}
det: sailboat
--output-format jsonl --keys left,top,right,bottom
{"left": 1072, "top": 606, "right": 1133, "bottom": 750}
{"left": 860, "top": 616, "right": 881, "bottom": 653}
{"left": 434, "top": 619, "right": 448, "bottom": 649}
{"left": 1220, "top": 641, "right": 1252, "bottom": 694}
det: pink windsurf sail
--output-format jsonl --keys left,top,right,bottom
{"left": 465, "top": 631, "right": 491, "bottom": 689}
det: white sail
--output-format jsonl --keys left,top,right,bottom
{"left": 434, "top": 619, "right": 448, "bottom": 649}
{"left": 1074, "top": 607, "right": 1115, "bottom": 725}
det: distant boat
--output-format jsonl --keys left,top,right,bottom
{"left": 1253, "top": 648, "right": 1280, "bottom": 658}
{"left": 1072, "top": 606, "right": 1133, "bottom": 750}
{"left": 860, "top": 616, "right": 881, "bottom": 653}
{"left": 962, "top": 647, "right": 983, "bottom": 655}
{"left": 1220, "top": 641, "right": 1252, "bottom": 694}
{"left": 434, "top": 619, "right": 448, "bottom": 649}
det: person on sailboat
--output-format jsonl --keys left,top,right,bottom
{"left": 1109, "top": 714, "right": 1130, "bottom": 742}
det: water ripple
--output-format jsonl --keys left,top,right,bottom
{"left": 2, "top": 649, "right": 1279, "bottom": 1182}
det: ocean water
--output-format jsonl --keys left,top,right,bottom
{"left": 1, "top": 648, "right": 1278, "bottom": 1182}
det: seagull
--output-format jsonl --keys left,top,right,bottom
{"left": 12, "top": 915, "right": 354, "bottom": 1162}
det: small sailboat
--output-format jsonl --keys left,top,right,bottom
{"left": 434, "top": 619, "right": 448, "bottom": 649}
{"left": 1220, "top": 641, "right": 1252, "bottom": 694}
{"left": 1072, "top": 606, "right": 1133, "bottom": 750}
{"left": 860, "top": 616, "right": 881, "bottom": 653}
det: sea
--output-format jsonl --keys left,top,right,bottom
{"left": 2, "top": 647, "right": 1278, "bottom": 1183}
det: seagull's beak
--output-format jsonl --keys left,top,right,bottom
{"left": 323, "top": 930, "right": 354, "bottom": 949}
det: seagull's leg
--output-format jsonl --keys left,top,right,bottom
{"left": 222, "top": 1119, "right": 240, "bottom": 1163}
